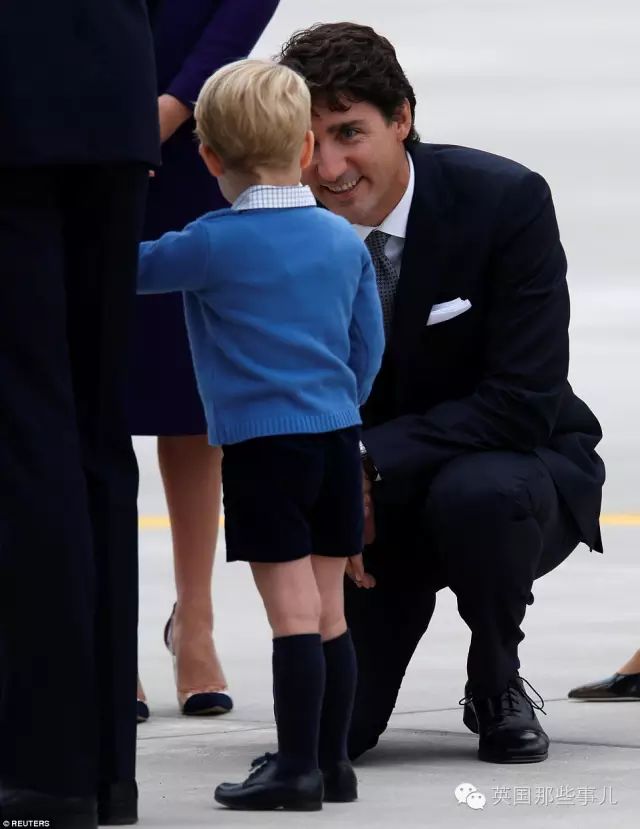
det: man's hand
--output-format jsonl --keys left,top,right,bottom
{"left": 158, "top": 93, "right": 192, "bottom": 144}
{"left": 346, "top": 554, "right": 376, "bottom": 589}
{"left": 363, "top": 472, "right": 376, "bottom": 545}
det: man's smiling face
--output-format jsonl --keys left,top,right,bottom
{"left": 303, "top": 99, "right": 412, "bottom": 227}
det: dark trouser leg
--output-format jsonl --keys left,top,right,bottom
{"left": 62, "top": 165, "right": 148, "bottom": 790}
{"left": 345, "top": 505, "right": 437, "bottom": 757}
{"left": 0, "top": 165, "right": 147, "bottom": 795}
{"left": 424, "top": 451, "right": 581, "bottom": 697}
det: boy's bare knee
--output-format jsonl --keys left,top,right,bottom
{"left": 319, "top": 607, "right": 347, "bottom": 642}
{"left": 269, "top": 594, "right": 322, "bottom": 637}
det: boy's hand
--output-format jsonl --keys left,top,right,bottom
{"left": 346, "top": 554, "right": 376, "bottom": 589}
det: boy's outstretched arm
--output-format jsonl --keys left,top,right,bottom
{"left": 348, "top": 250, "right": 385, "bottom": 406}
{"left": 138, "top": 220, "right": 210, "bottom": 294}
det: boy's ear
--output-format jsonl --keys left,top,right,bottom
{"left": 299, "top": 130, "right": 315, "bottom": 171}
{"left": 199, "top": 144, "right": 225, "bottom": 178}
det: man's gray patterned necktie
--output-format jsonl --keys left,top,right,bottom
{"left": 365, "top": 230, "right": 400, "bottom": 337}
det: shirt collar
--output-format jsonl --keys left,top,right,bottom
{"left": 353, "top": 153, "right": 415, "bottom": 242}
{"left": 232, "top": 184, "right": 317, "bottom": 212}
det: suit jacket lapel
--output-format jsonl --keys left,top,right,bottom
{"left": 388, "top": 143, "right": 453, "bottom": 364}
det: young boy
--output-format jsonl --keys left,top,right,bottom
{"left": 137, "top": 59, "right": 384, "bottom": 811}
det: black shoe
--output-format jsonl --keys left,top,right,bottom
{"left": 248, "top": 753, "right": 357, "bottom": 803}
{"left": 136, "top": 699, "right": 150, "bottom": 724}
{"left": 97, "top": 781, "right": 138, "bottom": 825}
{"left": 214, "top": 753, "right": 323, "bottom": 811}
{"left": 568, "top": 672, "right": 640, "bottom": 701}
{"left": 461, "top": 676, "right": 549, "bottom": 764}
{"left": 0, "top": 783, "right": 97, "bottom": 829}
{"left": 322, "top": 760, "right": 358, "bottom": 803}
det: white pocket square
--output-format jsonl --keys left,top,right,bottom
{"left": 426, "top": 297, "right": 472, "bottom": 326}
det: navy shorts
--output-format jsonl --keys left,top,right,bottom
{"left": 222, "top": 427, "right": 364, "bottom": 563}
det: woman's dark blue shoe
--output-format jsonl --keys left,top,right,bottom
{"left": 136, "top": 698, "right": 150, "bottom": 724}
{"left": 182, "top": 691, "right": 234, "bottom": 716}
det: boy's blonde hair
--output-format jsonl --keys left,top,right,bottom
{"left": 194, "top": 59, "right": 311, "bottom": 173}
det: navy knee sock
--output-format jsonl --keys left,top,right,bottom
{"left": 272, "top": 633, "right": 325, "bottom": 775}
{"left": 319, "top": 630, "right": 357, "bottom": 768}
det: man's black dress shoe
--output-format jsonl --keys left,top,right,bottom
{"left": 462, "top": 676, "right": 549, "bottom": 763}
{"left": 97, "top": 781, "right": 138, "bottom": 825}
{"left": 0, "top": 783, "right": 97, "bottom": 829}
{"left": 568, "top": 672, "right": 640, "bottom": 700}
{"left": 247, "top": 753, "right": 357, "bottom": 803}
{"left": 214, "top": 753, "right": 323, "bottom": 811}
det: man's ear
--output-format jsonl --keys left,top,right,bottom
{"left": 300, "top": 130, "right": 315, "bottom": 171}
{"left": 199, "top": 143, "right": 225, "bottom": 178}
{"left": 392, "top": 100, "right": 412, "bottom": 142}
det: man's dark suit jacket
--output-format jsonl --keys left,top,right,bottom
{"left": 0, "top": 0, "right": 160, "bottom": 165}
{"left": 362, "top": 142, "right": 605, "bottom": 552}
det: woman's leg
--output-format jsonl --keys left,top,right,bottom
{"left": 157, "top": 434, "right": 227, "bottom": 697}
{"left": 618, "top": 649, "right": 640, "bottom": 674}
{"left": 252, "top": 558, "right": 324, "bottom": 774}
{"left": 311, "top": 556, "right": 357, "bottom": 772}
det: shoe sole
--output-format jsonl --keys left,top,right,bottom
{"left": 215, "top": 798, "right": 322, "bottom": 811}
{"left": 478, "top": 750, "right": 548, "bottom": 764}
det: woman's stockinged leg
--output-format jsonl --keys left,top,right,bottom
{"left": 252, "top": 558, "right": 325, "bottom": 775}
{"left": 158, "top": 435, "right": 227, "bottom": 696}
{"left": 311, "top": 555, "right": 357, "bottom": 770}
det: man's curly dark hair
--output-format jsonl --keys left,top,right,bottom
{"left": 279, "top": 22, "right": 420, "bottom": 146}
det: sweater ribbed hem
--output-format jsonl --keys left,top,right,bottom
{"left": 209, "top": 408, "right": 361, "bottom": 446}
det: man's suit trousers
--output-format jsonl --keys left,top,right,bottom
{"left": 345, "top": 450, "right": 582, "bottom": 749}
{"left": 0, "top": 164, "right": 147, "bottom": 795}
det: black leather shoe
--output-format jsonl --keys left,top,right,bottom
{"left": 0, "top": 783, "right": 97, "bottom": 829}
{"left": 568, "top": 672, "right": 640, "bottom": 700}
{"left": 214, "top": 753, "right": 323, "bottom": 811}
{"left": 248, "top": 753, "right": 356, "bottom": 803}
{"left": 322, "top": 760, "right": 358, "bottom": 803}
{"left": 97, "top": 781, "right": 138, "bottom": 825}
{"left": 462, "top": 676, "right": 549, "bottom": 763}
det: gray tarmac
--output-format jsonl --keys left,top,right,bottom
{"left": 134, "top": 2, "right": 640, "bottom": 825}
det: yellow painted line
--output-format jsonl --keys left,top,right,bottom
{"left": 139, "top": 515, "right": 172, "bottom": 529}
{"left": 138, "top": 514, "right": 640, "bottom": 529}
{"left": 139, "top": 515, "right": 225, "bottom": 530}
{"left": 599, "top": 514, "right": 640, "bottom": 526}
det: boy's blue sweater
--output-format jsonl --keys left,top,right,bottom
{"left": 138, "top": 205, "right": 385, "bottom": 446}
